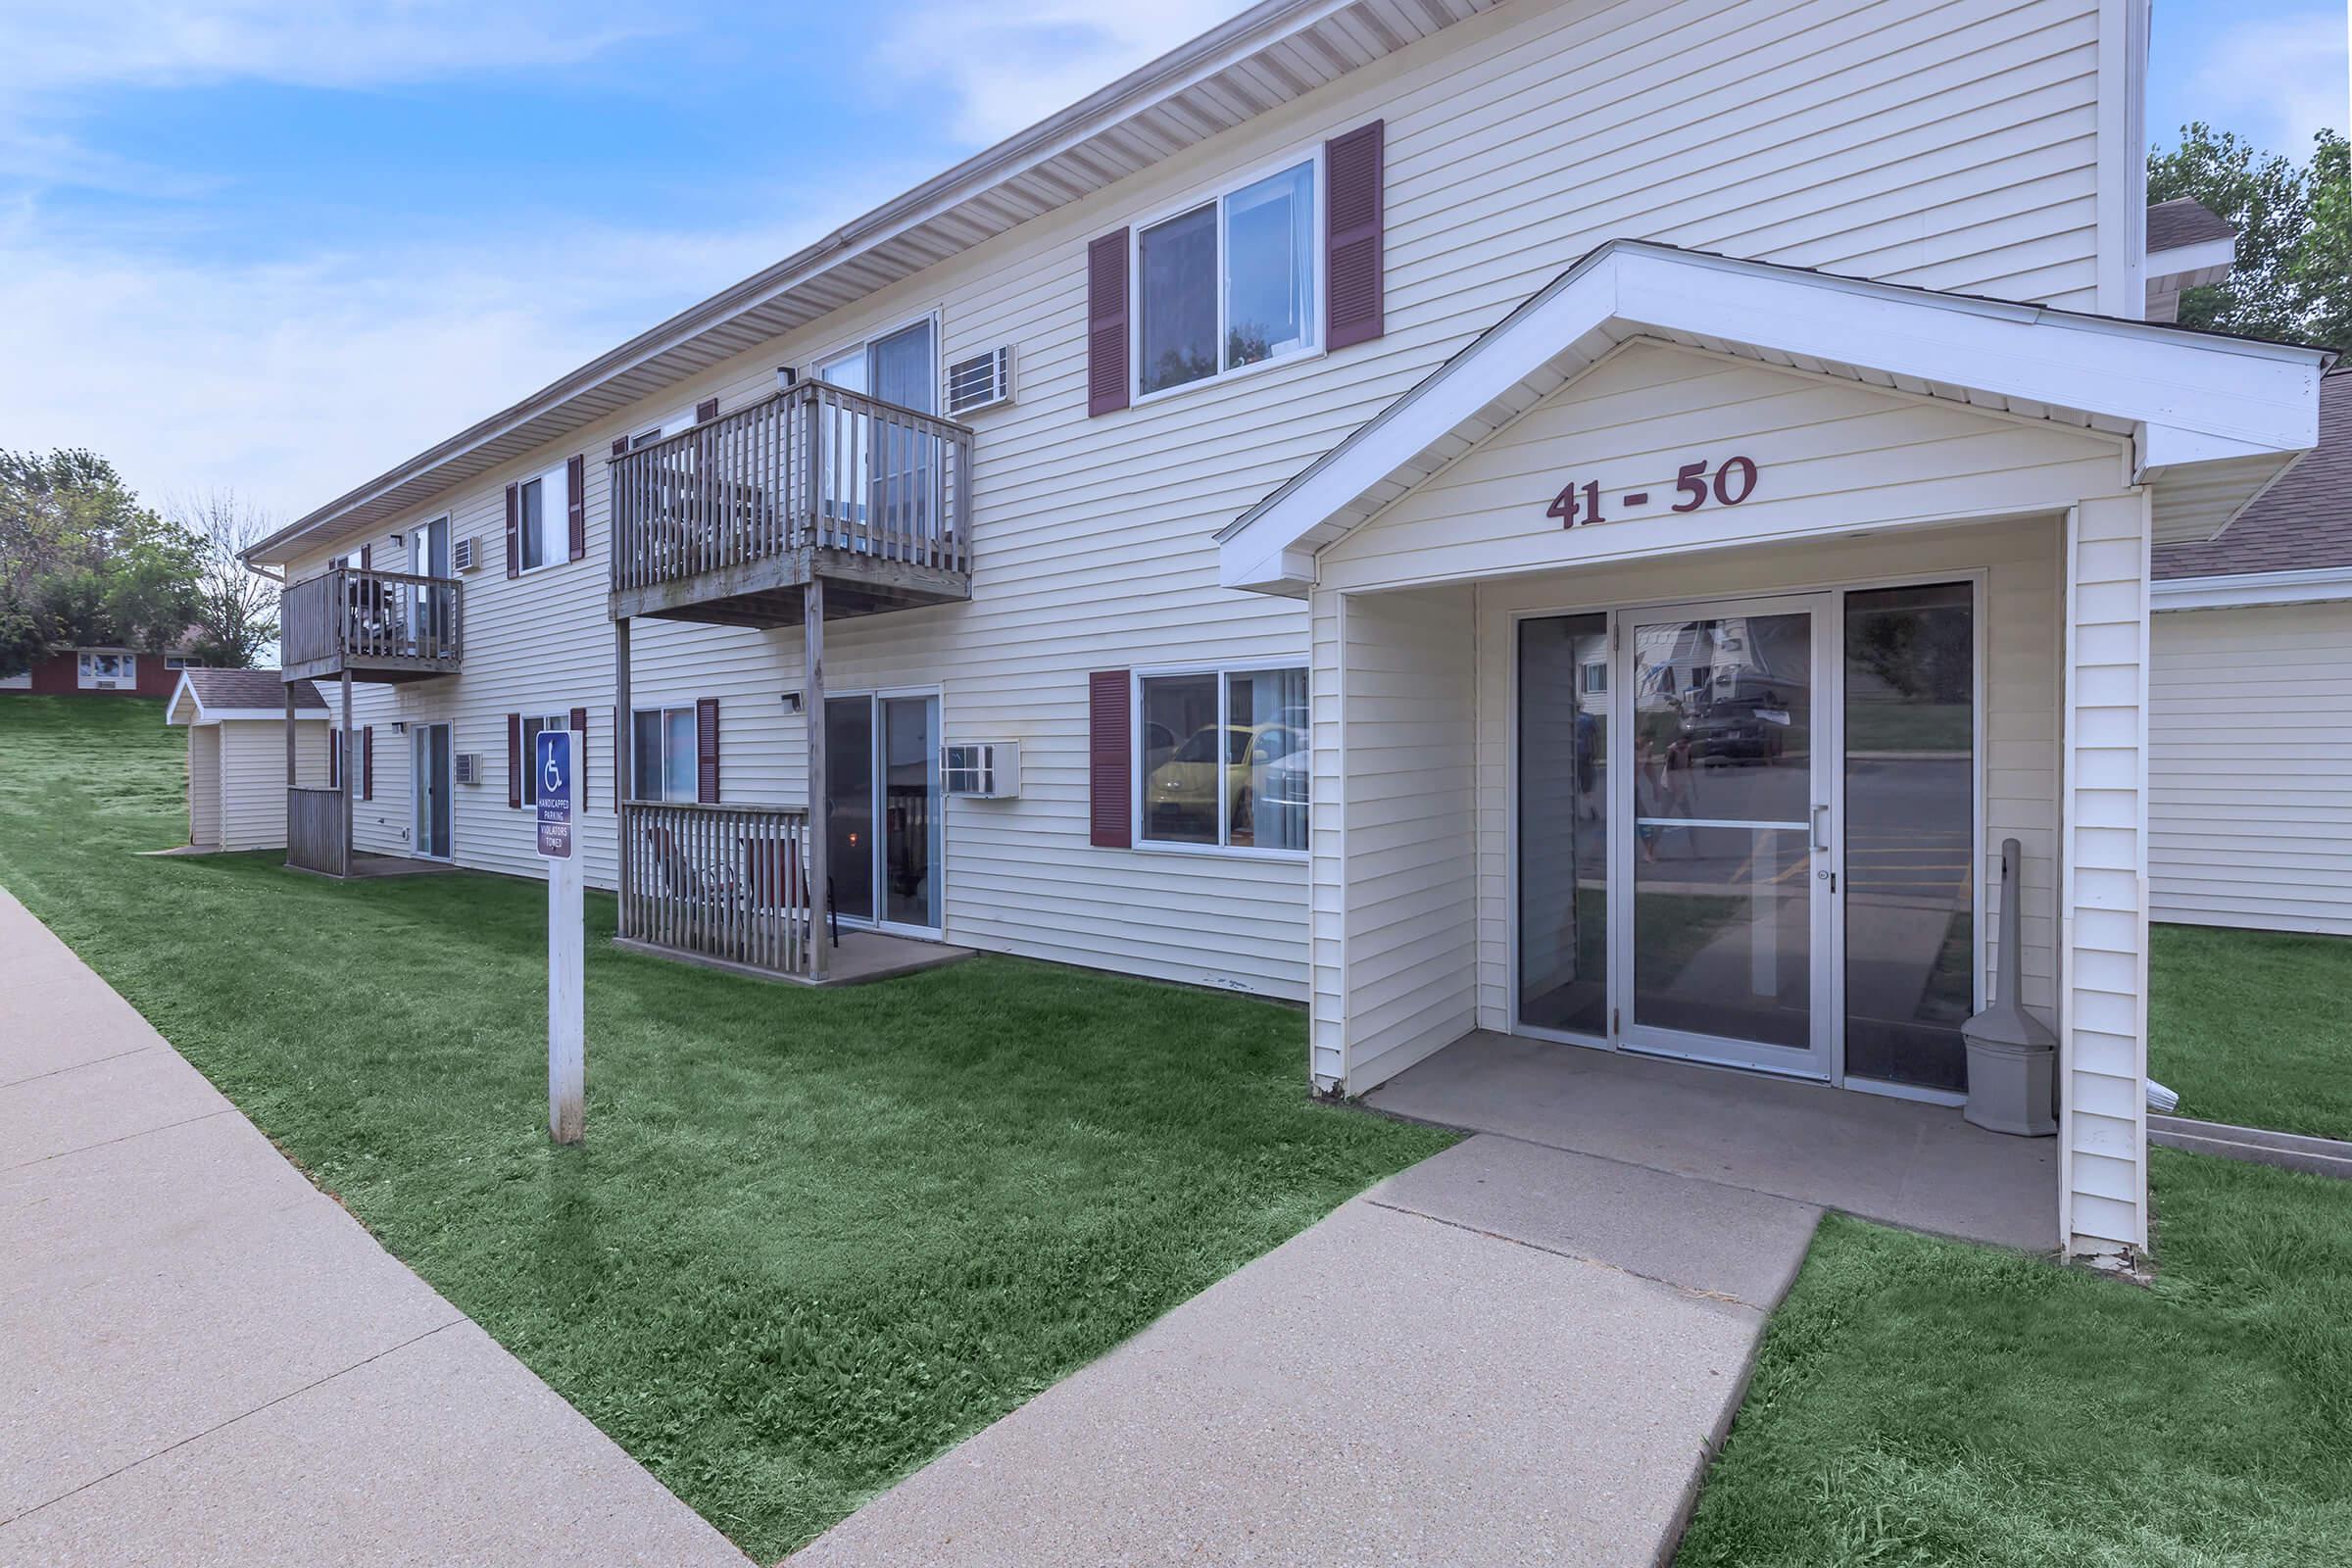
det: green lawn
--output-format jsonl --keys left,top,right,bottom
{"left": 0, "top": 696, "right": 1453, "bottom": 1561}
{"left": 1678, "top": 1150, "right": 2352, "bottom": 1566}
{"left": 2151, "top": 922, "right": 2352, "bottom": 1141}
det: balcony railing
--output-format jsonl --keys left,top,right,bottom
{"left": 609, "top": 380, "right": 973, "bottom": 603}
{"left": 280, "top": 565, "right": 464, "bottom": 681}
{"left": 617, "top": 801, "right": 813, "bottom": 978}
{"left": 286, "top": 785, "right": 347, "bottom": 877}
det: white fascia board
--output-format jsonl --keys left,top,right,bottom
{"left": 1219, "top": 241, "right": 2328, "bottom": 594}
{"left": 2144, "top": 236, "right": 2236, "bottom": 283}
{"left": 2152, "top": 565, "right": 2352, "bottom": 610}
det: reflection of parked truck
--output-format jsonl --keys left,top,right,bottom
{"left": 1684, "top": 679, "right": 1800, "bottom": 763}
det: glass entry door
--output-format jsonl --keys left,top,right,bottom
{"left": 1612, "top": 597, "right": 1835, "bottom": 1076}
{"left": 824, "top": 693, "right": 943, "bottom": 934}
{"left": 412, "top": 723, "right": 452, "bottom": 860}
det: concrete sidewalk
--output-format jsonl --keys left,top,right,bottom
{"left": 0, "top": 886, "right": 749, "bottom": 1567}
{"left": 791, "top": 1134, "right": 1822, "bottom": 1567}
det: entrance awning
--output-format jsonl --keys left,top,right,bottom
{"left": 1218, "top": 240, "right": 2330, "bottom": 596}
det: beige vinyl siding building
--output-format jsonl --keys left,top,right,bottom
{"left": 249, "top": 0, "right": 2329, "bottom": 1263}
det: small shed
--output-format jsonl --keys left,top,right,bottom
{"left": 166, "top": 670, "right": 330, "bottom": 851}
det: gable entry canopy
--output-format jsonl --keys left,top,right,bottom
{"left": 1218, "top": 240, "right": 2329, "bottom": 596}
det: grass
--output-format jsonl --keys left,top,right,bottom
{"left": 0, "top": 696, "right": 1454, "bottom": 1560}
{"left": 1677, "top": 1150, "right": 2352, "bottom": 1566}
{"left": 2150, "top": 922, "right": 2352, "bottom": 1141}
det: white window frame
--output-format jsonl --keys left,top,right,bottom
{"left": 1129, "top": 145, "right": 1326, "bottom": 408}
{"left": 77, "top": 652, "right": 135, "bottom": 689}
{"left": 513, "top": 462, "right": 567, "bottom": 576}
{"left": 809, "top": 309, "right": 944, "bottom": 409}
{"left": 1131, "top": 660, "right": 1310, "bottom": 860}
{"left": 520, "top": 712, "right": 568, "bottom": 806}
{"left": 629, "top": 705, "right": 698, "bottom": 803}
{"left": 628, "top": 409, "right": 696, "bottom": 451}
{"left": 164, "top": 656, "right": 204, "bottom": 671}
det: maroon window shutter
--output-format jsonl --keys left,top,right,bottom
{"left": 504, "top": 482, "right": 520, "bottom": 579}
{"left": 1325, "top": 120, "right": 1386, "bottom": 352}
{"left": 565, "top": 453, "right": 587, "bottom": 562}
{"left": 328, "top": 731, "right": 341, "bottom": 790}
{"left": 508, "top": 713, "right": 523, "bottom": 808}
{"left": 569, "top": 706, "right": 589, "bottom": 807}
{"left": 362, "top": 726, "right": 374, "bottom": 801}
{"left": 1088, "top": 670, "right": 1132, "bottom": 848}
{"left": 695, "top": 698, "right": 720, "bottom": 803}
{"left": 360, "top": 543, "right": 372, "bottom": 570}
{"left": 1086, "top": 230, "right": 1130, "bottom": 416}
{"left": 610, "top": 437, "right": 627, "bottom": 458}
{"left": 695, "top": 397, "right": 719, "bottom": 424}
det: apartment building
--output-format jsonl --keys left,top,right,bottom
{"left": 243, "top": 0, "right": 2328, "bottom": 1261}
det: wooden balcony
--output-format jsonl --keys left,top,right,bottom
{"left": 280, "top": 566, "right": 464, "bottom": 685}
{"left": 608, "top": 380, "right": 973, "bottom": 628}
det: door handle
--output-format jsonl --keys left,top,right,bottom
{"left": 1810, "top": 804, "right": 1829, "bottom": 853}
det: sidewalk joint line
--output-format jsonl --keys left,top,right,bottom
{"left": 1361, "top": 1196, "right": 1772, "bottom": 1312}
{"left": 1, "top": 1106, "right": 237, "bottom": 1174}
{"left": 0, "top": 1317, "right": 467, "bottom": 1529}
{"left": 0, "top": 1044, "right": 161, "bottom": 1092}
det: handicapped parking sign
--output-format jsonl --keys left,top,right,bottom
{"left": 535, "top": 729, "right": 573, "bottom": 859}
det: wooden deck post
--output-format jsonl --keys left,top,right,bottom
{"left": 805, "top": 576, "right": 828, "bottom": 983}
{"left": 284, "top": 679, "right": 296, "bottom": 861}
{"left": 614, "top": 615, "right": 631, "bottom": 940}
{"left": 339, "top": 670, "right": 354, "bottom": 879}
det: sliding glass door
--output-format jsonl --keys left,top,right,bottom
{"left": 823, "top": 692, "right": 942, "bottom": 934}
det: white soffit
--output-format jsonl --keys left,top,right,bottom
{"left": 249, "top": 0, "right": 1503, "bottom": 566}
{"left": 1218, "top": 240, "right": 2330, "bottom": 594}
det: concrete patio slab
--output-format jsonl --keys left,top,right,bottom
{"left": 791, "top": 1188, "right": 1792, "bottom": 1568}
{"left": 1366, "top": 1031, "right": 2060, "bottom": 1251}
{"left": 0, "top": 886, "right": 749, "bottom": 1565}
{"left": 1366, "top": 1134, "right": 1823, "bottom": 1310}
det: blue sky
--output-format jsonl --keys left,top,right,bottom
{"left": 1, "top": 0, "right": 2343, "bottom": 523}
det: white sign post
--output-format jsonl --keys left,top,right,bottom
{"left": 536, "top": 729, "right": 585, "bottom": 1144}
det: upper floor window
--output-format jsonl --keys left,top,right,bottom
{"left": 1136, "top": 159, "right": 1318, "bottom": 400}
{"left": 515, "top": 475, "right": 550, "bottom": 572}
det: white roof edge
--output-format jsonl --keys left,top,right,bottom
{"left": 245, "top": 0, "right": 1399, "bottom": 567}
{"left": 1217, "top": 240, "right": 2332, "bottom": 591}
{"left": 2152, "top": 564, "right": 2352, "bottom": 611}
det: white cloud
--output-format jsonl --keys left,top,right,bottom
{"left": 0, "top": 204, "right": 882, "bottom": 520}
{"left": 0, "top": 0, "right": 662, "bottom": 94}
{"left": 2183, "top": 12, "right": 2350, "bottom": 151}
{"left": 874, "top": 0, "right": 1253, "bottom": 145}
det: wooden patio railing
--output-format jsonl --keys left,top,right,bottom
{"left": 281, "top": 566, "right": 464, "bottom": 675}
{"left": 287, "top": 785, "right": 346, "bottom": 876}
{"left": 618, "top": 801, "right": 813, "bottom": 978}
{"left": 609, "top": 380, "right": 974, "bottom": 597}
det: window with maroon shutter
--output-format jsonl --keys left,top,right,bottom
{"left": 696, "top": 697, "right": 720, "bottom": 803}
{"left": 508, "top": 713, "right": 523, "bottom": 808}
{"left": 363, "top": 726, "right": 374, "bottom": 801}
{"left": 1088, "top": 670, "right": 1132, "bottom": 848}
{"left": 504, "top": 483, "right": 520, "bottom": 580}
{"left": 569, "top": 707, "right": 588, "bottom": 807}
{"left": 1325, "top": 120, "right": 1386, "bottom": 351}
{"left": 565, "top": 454, "right": 586, "bottom": 562}
{"left": 1086, "top": 230, "right": 1130, "bottom": 416}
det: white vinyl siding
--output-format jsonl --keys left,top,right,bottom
{"left": 2150, "top": 600, "right": 2352, "bottom": 936}
{"left": 187, "top": 727, "right": 221, "bottom": 849}
{"left": 273, "top": 0, "right": 2114, "bottom": 992}
{"left": 216, "top": 719, "right": 329, "bottom": 853}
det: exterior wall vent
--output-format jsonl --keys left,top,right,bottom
{"left": 946, "top": 347, "right": 1014, "bottom": 416}
{"left": 942, "top": 741, "right": 1019, "bottom": 798}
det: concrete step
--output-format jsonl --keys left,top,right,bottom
{"left": 2148, "top": 1114, "right": 2352, "bottom": 1180}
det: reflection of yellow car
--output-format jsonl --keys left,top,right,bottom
{"left": 1146, "top": 723, "right": 1304, "bottom": 840}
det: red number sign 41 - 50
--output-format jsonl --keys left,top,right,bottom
{"left": 1549, "top": 455, "right": 1757, "bottom": 528}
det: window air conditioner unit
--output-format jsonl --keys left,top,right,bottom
{"left": 945, "top": 347, "right": 1014, "bottom": 416}
{"left": 454, "top": 752, "right": 483, "bottom": 785}
{"left": 452, "top": 537, "right": 482, "bottom": 573}
{"left": 942, "top": 742, "right": 1018, "bottom": 798}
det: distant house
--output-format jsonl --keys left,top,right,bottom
{"left": 165, "top": 669, "right": 330, "bottom": 852}
{"left": 2152, "top": 368, "right": 2352, "bottom": 935}
{"left": 1, "top": 644, "right": 204, "bottom": 698}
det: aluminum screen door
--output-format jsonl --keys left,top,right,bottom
{"left": 1612, "top": 596, "right": 1835, "bottom": 1077}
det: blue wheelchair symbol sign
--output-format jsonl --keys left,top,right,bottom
{"left": 535, "top": 730, "right": 573, "bottom": 858}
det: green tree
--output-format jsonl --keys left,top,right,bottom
{"left": 2149, "top": 123, "right": 2352, "bottom": 352}
{"left": 0, "top": 450, "right": 202, "bottom": 677}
